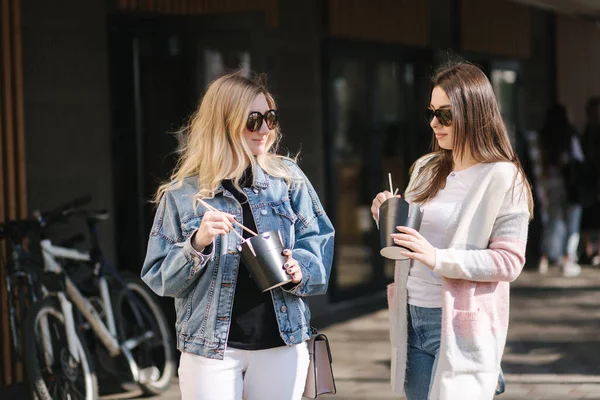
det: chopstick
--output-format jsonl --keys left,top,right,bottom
{"left": 196, "top": 198, "right": 258, "bottom": 239}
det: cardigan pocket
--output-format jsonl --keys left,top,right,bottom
{"left": 447, "top": 309, "right": 497, "bottom": 373}
{"left": 387, "top": 283, "right": 402, "bottom": 347}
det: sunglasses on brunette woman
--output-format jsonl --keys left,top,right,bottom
{"left": 425, "top": 108, "right": 453, "bottom": 126}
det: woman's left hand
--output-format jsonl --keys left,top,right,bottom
{"left": 391, "top": 226, "right": 437, "bottom": 269}
{"left": 282, "top": 249, "right": 303, "bottom": 284}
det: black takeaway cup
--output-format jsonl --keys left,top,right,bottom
{"left": 378, "top": 197, "right": 424, "bottom": 260}
{"left": 237, "top": 230, "right": 292, "bottom": 292}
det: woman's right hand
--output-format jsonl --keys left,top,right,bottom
{"left": 371, "top": 191, "right": 397, "bottom": 222}
{"left": 193, "top": 210, "right": 236, "bottom": 251}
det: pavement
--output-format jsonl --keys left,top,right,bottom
{"left": 114, "top": 266, "right": 600, "bottom": 400}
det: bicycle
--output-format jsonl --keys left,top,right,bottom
{"left": 0, "top": 216, "right": 43, "bottom": 381}
{"left": 22, "top": 197, "right": 175, "bottom": 399}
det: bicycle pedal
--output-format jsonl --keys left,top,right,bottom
{"left": 139, "top": 366, "right": 160, "bottom": 384}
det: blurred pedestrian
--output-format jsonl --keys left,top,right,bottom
{"left": 537, "top": 104, "right": 587, "bottom": 276}
{"left": 581, "top": 97, "right": 600, "bottom": 265}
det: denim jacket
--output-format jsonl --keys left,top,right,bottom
{"left": 141, "top": 160, "right": 335, "bottom": 360}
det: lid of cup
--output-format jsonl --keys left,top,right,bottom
{"left": 380, "top": 246, "right": 409, "bottom": 260}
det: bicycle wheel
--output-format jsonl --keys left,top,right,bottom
{"left": 24, "top": 297, "right": 98, "bottom": 400}
{"left": 7, "top": 267, "right": 40, "bottom": 359}
{"left": 112, "top": 272, "right": 175, "bottom": 395}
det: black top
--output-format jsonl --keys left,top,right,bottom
{"left": 222, "top": 171, "right": 286, "bottom": 350}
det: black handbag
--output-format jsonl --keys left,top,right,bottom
{"left": 303, "top": 327, "right": 336, "bottom": 398}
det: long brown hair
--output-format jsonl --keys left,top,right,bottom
{"left": 410, "top": 62, "right": 533, "bottom": 215}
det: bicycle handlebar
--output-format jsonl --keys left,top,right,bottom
{"left": 0, "top": 195, "right": 93, "bottom": 240}
{"left": 52, "top": 195, "right": 93, "bottom": 216}
{"left": 36, "top": 195, "right": 93, "bottom": 226}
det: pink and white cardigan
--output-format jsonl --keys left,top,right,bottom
{"left": 388, "top": 155, "right": 531, "bottom": 400}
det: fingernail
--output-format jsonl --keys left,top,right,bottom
{"left": 284, "top": 263, "right": 290, "bottom": 268}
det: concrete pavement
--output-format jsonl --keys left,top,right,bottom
{"left": 128, "top": 266, "right": 600, "bottom": 400}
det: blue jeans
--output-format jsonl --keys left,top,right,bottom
{"left": 404, "top": 305, "right": 506, "bottom": 399}
{"left": 542, "top": 204, "right": 582, "bottom": 262}
{"left": 405, "top": 305, "right": 442, "bottom": 400}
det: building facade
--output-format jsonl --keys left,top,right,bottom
{"left": 1, "top": 0, "right": 600, "bottom": 389}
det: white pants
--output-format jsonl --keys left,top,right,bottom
{"left": 178, "top": 342, "right": 310, "bottom": 400}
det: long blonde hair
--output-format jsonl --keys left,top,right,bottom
{"left": 410, "top": 62, "right": 534, "bottom": 215}
{"left": 155, "top": 71, "right": 297, "bottom": 203}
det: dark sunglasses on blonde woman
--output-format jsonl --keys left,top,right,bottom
{"left": 426, "top": 108, "right": 453, "bottom": 126}
{"left": 246, "top": 110, "right": 278, "bottom": 132}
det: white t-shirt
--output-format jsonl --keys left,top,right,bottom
{"left": 407, "top": 163, "right": 485, "bottom": 308}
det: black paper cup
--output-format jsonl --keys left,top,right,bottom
{"left": 238, "top": 230, "right": 292, "bottom": 292}
{"left": 378, "top": 197, "right": 424, "bottom": 260}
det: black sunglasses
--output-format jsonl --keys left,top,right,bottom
{"left": 246, "top": 110, "right": 278, "bottom": 132}
{"left": 426, "top": 108, "right": 453, "bottom": 126}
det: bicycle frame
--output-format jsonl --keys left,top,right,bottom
{"left": 39, "top": 239, "right": 148, "bottom": 382}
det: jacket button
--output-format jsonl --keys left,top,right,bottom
{"left": 290, "top": 335, "right": 295, "bottom": 342}
{"left": 280, "top": 306, "right": 287, "bottom": 312}
{"left": 260, "top": 209, "right": 268, "bottom": 215}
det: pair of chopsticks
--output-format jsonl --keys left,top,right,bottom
{"left": 196, "top": 198, "right": 258, "bottom": 241}
{"left": 388, "top": 173, "right": 399, "bottom": 196}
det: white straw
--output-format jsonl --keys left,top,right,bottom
{"left": 388, "top": 173, "right": 394, "bottom": 193}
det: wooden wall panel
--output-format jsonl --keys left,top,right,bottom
{"left": 328, "top": 0, "right": 430, "bottom": 46}
{"left": 117, "top": 0, "right": 280, "bottom": 26}
{"left": 556, "top": 14, "right": 600, "bottom": 129}
{"left": 0, "top": 0, "right": 27, "bottom": 388}
{"left": 461, "top": 0, "right": 531, "bottom": 58}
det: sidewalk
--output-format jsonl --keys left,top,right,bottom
{"left": 140, "top": 266, "right": 600, "bottom": 400}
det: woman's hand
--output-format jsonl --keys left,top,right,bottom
{"left": 391, "top": 226, "right": 437, "bottom": 269}
{"left": 282, "top": 249, "right": 303, "bottom": 284}
{"left": 371, "top": 191, "right": 398, "bottom": 222}
{"left": 193, "top": 210, "right": 236, "bottom": 251}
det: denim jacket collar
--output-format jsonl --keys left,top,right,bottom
{"left": 215, "top": 163, "right": 270, "bottom": 194}
{"left": 253, "top": 164, "right": 269, "bottom": 189}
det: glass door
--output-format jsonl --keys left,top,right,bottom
{"left": 326, "top": 47, "right": 425, "bottom": 299}
{"left": 108, "top": 15, "right": 261, "bottom": 274}
{"left": 491, "top": 67, "right": 519, "bottom": 144}
{"left": 330, "top": 59, "right": 373, "bottom": 291}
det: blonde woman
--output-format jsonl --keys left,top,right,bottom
{"left": 141, "top": 71, "right": 335, "bottom": 400}
{"left": 371, "top": 62, "right": 533, "bottom": 399}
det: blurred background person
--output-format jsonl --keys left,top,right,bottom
{"left": 581, "top": 97, "right": 600, "bottom": 265}
{"left": 537, "top": 104, "right": 586, "bottom": 276}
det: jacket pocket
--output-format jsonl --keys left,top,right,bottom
{"left": 180, "top": 213, "right": 205, "bottom": 237}
{"left": 175, "top": 284, "right": 198, "bottom": 333}
{"left": 271, "top": 200, "right": 297, "bottom": 249}
{"left": 447, "top": 309, "right": 497, "bottom": 372}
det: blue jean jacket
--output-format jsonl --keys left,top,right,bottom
{"left": 141, "top": 161, "right": 335, "bottom": 360}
